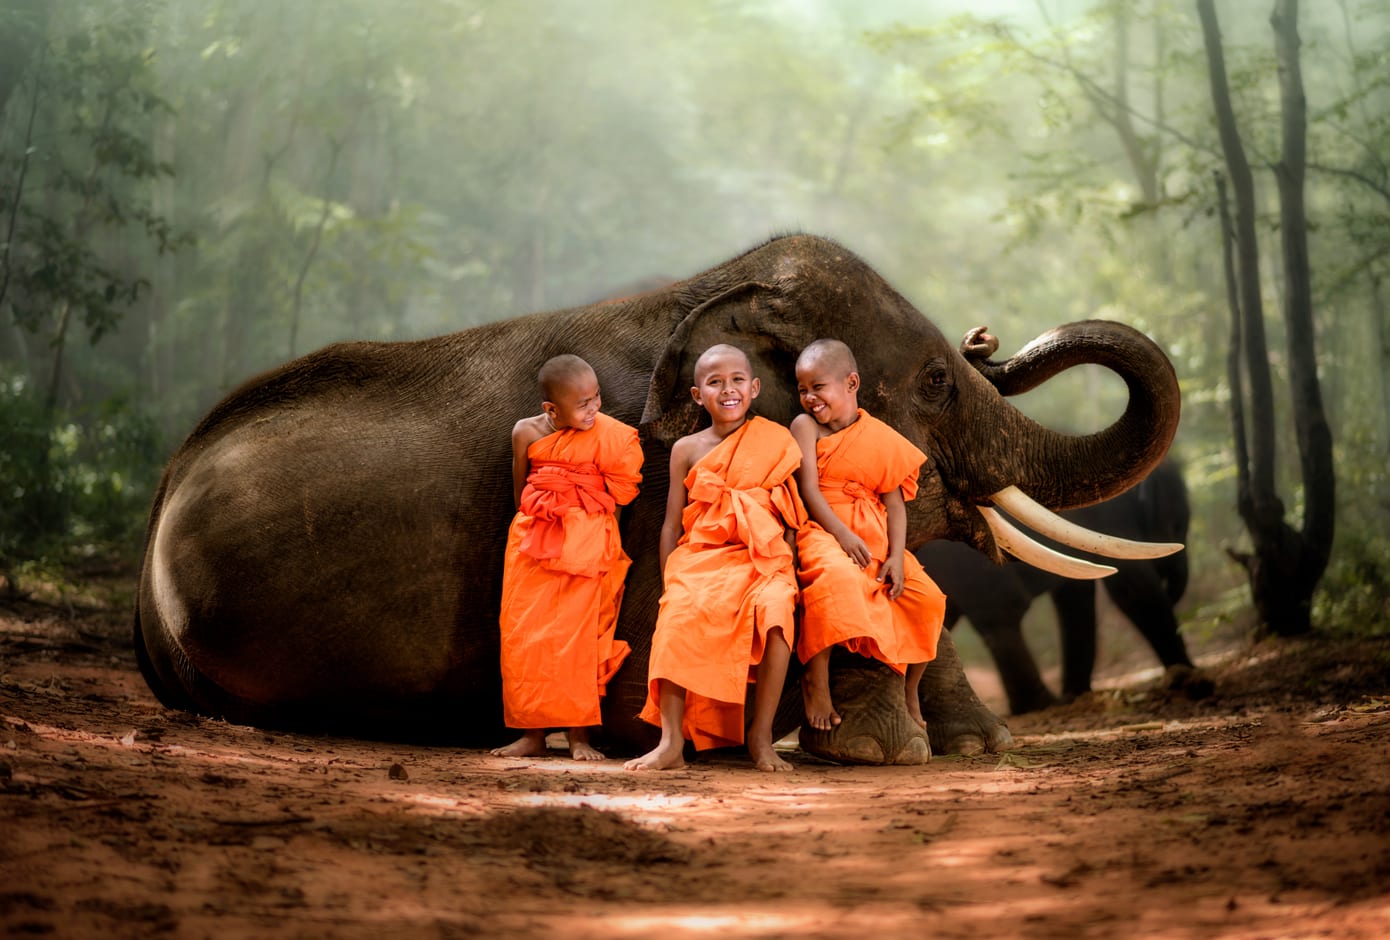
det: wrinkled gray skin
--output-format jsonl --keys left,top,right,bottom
{"left": 134, "top": 235, "right": 1180, "bottom": 761}
{"left": 917, "top": 459, "right": 1191, "bottom": 716}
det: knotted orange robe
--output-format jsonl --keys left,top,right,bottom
{"left": 796, "top": 409, "right": 946, "bottom": 671}
{"left": 639, "top": 416, "right": 805, "bottom": 750}
{"left": 499, "top": 412, "right": 643, "bottom": 729}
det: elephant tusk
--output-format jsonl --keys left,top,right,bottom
{"left": 989, "top": 485, "right": 1185, "bottom": 560}
{"left": 979, "top": 507, "right": 1118, "bottom": 580}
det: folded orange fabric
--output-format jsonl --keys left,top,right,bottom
{"left": 499, "top": 412, "right": 643, "bottom": 728}
{"left": 640, "top": 417, "right": 805, "bottom": 750}
{"left": 796, "top": 409, "right": 945, "bottom": 670}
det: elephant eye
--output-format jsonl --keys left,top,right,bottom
{"left": 921, "top": 365, "right": 948, "bottom": 392}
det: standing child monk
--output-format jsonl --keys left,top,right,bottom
{"left": 624, "top": 344, "right": 803, "bottom": 773}
{"left": 792, "top": 338, "right": 947, "bottom": 733}
{"left": 492, "top": 354, "right": 643, "bottom": 760}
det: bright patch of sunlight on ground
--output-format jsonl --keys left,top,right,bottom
{"left": 515, "top": 792, "right": 698, "bottom": 813}
{"left": 600, "top": 910, "right": 828, "bottom": 936}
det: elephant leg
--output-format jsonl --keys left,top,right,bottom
{"left": 1052, "top": 580, "right": 1097, "bottom": 700}
{"left": 1104, "top": 564, "right": 1193, "bottom": 668}
{"left": 919, "top": 629, "right": 1014, "bottom": 755}
{"left": 974, "top": 613, "right": 1057, "bottom": 715}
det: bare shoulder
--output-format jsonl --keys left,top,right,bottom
{"left": 672, "top": 427, "right": 717, "bottom": 472}
{"left": 789, "top": 412, "right": 825, "bottom": 443}
{"left": 512, "top": 414, "right": 548, "bottom": 448}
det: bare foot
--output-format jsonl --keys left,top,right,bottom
{"left": 623, "top": 740, "right": 685, "bottom": 771}
{"left": 748, "top": 730, "right": 793, "bottom": 772}
{"left": 801, "top": 673, "right": 842, "bottom": 731}
{"left": 567, "top": 728, "right": 605, "bottom": 761}
{"left": 490, "top": 729, "right": 547, "bottom": 758}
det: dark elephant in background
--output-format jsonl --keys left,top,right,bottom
{"left": 917, "top": 459, "right": 1192, "bottom": 715}
{"left": 133, "top": 234, "right": 1182, "bottom": 764}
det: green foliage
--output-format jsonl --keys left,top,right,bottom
{"left": 1313, "top": 531, "right": 1390, "bottom": 637}
{"left": 0, "top": 372, "right": 64, "bottom": 566}
{"left": 0, "top": 370, "right": 163, "bottom": 578}
{"left": 0, "top": 0, "right": 181, "bottom": 348}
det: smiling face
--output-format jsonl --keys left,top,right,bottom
{"left": 690, "top": 344, "right": 760, "bottom": 427}
{"left": 543, "top": 367, "right": 602, "bottom": 431}
{"left": 795, "top": 341, "right": 861, "bottom": 432}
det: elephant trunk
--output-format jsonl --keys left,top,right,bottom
{"left": 975, "top": 320, "right": 1180, "bottom": 512}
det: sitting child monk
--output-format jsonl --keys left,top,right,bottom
{"left": 791, "top": 338, "right": 947, "bottom": 732}
{"left": 491, "top": 354, "right": 643, "bottom": 760}
{"left": 624, "top": 344, "right": 803, "bottom": 773}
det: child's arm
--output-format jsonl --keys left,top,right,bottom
{"left": 790, "top": 414, "right": 871, "bottom": 568}
{"left": 878, "top": 487, "right": 908, "bottom": 599}
{"left": 510, "top": 419, "right": 541, "bottom": 509}
{"left": 658, "top": 440, "right": 693, "bottom": 576}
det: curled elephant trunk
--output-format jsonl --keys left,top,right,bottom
{"left": 969, "top": 320, "right": 1181, "bottom": 567}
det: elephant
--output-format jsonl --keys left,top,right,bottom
{"left": 916, "top": 459, "right": 1192, "bottom": 715}
{"left": 133, "top": 234, "right": 1182, "bottom": 764}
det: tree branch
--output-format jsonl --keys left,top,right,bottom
{"left": 1000, "top": 15, "right": 1218, "bottom": 161}
{"left": 0, "top": 45, "right": 46, "bottom": 316}
{"left": 1307, "top": 161, "right": 1390, "bottom": 206}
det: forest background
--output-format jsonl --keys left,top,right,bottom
{"left": 2, "top": 0, "right": 1386, "bottom": 676}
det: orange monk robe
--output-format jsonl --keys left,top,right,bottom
{"left": 499, "top": 412, "right": 643, "bottom": 729}
{"left": 640, "top": 416, "right": 806, "bottom": 750}
{"left": 796, "top": 409, "right": 946, "bottom": 671}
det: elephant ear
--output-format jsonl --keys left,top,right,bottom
{"left": 640, "top": 279, "right": 812, "bottom": 447}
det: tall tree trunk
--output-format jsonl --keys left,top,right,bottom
{"left": 1271, "top": 0, "right": 1334, "bottom": 617}
{"left": 1373, "top": 274, "right": 1390, "bottom": 447}
{"left": 0, "top": 45, "right": 45, "bottom": 326}
{"left": 1196, "top": 0, "right": 1279, "bottom": 518}
{"left": 1197, "top": 0, "right": 1328, "bottom": 636}
{"left": 45, "top": 300, "right": 72, "bottom": 414}
{"left": 1213, "top": 173, "right": 1250, "bottom": 498}
{"left": 0, "top": 0, "right": 45, "bottom": 119}
{"left": 289, "top": 137, "right": 343, "bottom": 359}
{"left": 1110, "top": 3, "right": 1159, "bottom": 206}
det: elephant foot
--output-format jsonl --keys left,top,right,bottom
{"left": 919, "top": 630, "right": 1014, "bottom": 756}
{"left": 799, "top": 660, "right": 931, "bottom": 766}
{"left": 1164, "top": 664, "right": 1215, "bottom": 700}
{"left": 928, "top": 708, "right": 1014, "bottom": 757}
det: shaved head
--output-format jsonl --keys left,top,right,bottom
{"left": 693, "top": 343, "right": 752, "bottom": 384}
{"left": 538, "top": 354, "right": 597, "bottom": 401}
{"left": 796, "top": 338, "right": 858, "bottom": 378}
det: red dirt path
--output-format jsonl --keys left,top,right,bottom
{"left": 3, "top": 582, "right": 1388, "bottom": 939}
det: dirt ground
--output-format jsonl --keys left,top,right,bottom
{"left": 3, "top": 577, "right": 1389, "bottom": 940}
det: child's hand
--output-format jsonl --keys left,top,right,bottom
{"left": 836, "top": 530, "right": 872, "bottom": 568}
{"left": 877, "top": 556, "right": 905, "bottom": 600}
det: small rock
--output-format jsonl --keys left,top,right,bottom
{"left": 388, "top": 763, "right": 408, "bottom": 781}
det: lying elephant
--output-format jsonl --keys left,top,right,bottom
{"left": 917, "top": 459, "right": 1192, "bottom": 715}
{"left": 134, "top": 234, "right": 1181, "bottom": 763}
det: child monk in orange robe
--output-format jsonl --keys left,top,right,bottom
{"left": 625, "top": 344, "right": 803, "bottom": 773}
{"left": 492, "top": 354, "right": 643, "bottom": 760}
{"left": 792, "top": 338, "right": 946, "bottom": 733}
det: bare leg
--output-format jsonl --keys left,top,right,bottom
{"left": 800, "top": 646, "right": 842, "bottom": 731}
{"left": 905, "top": 661, "right": 927, "bottom": 729}
{"left": 750, "top": 627, "right": 794, "bottom": 772}
{"left": 567, "top": 727, "right": 605, "bottom": 761}
{"left": 490, "top": 728, "right": 548, "bottom": 758}
{"left": 624, "top": 680, "right": 688, "bottom": 771}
